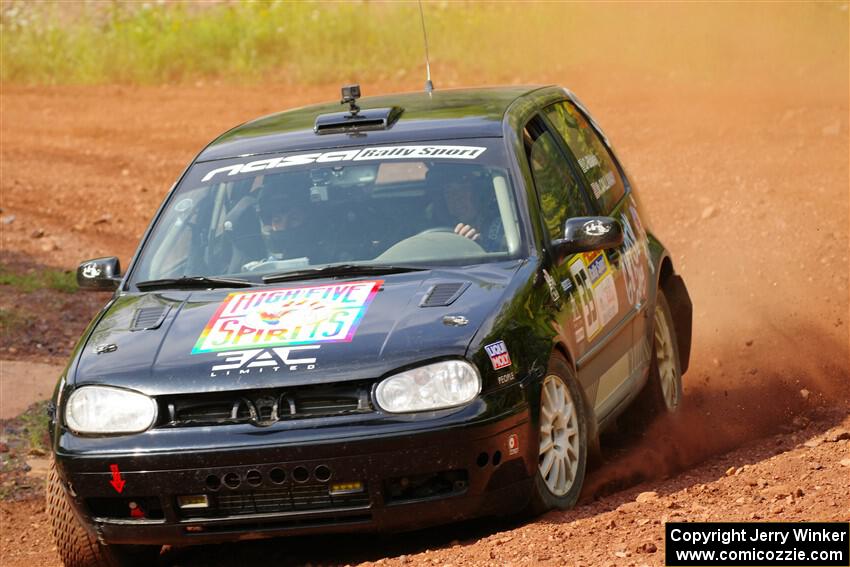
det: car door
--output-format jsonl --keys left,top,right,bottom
{"left": 541, "top": 99, "right": 654, "bottom": 419}
{"left": 522, "top": 114, "right": 635, "bottom": 420}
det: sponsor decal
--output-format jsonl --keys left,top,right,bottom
{"left": 209, "top": 346, "right": 319, "bottom": 377}
{"left": 507, "top": 433, "right": 520, "bottom": 456}
{"left": 593, "top": 273, "right": 619, "bottom": 329}
{"left": 542, "top": 269, "right": 561, "bottom": 303}
{"left": 628, "top": 336, "right": 652, "bottom": 376}
{"left": 568, "top": 251, "right": 619, "bottom": 341}
{"left": 497, "top": 371, "right": 516, "bottom": 386}
{"left": 202, "top": 145, "right": 488, "bottom": 183}
{"left": 81, "top": 262, "right": 102, "bottom": 279}
{"left": 569, "top": 256, "right": 600, "bottom": 339}
{"left": 569, "top": 295, "right": 586, "bottom": 344}
{"left": 582, "top": 218, "right": 610, "bottom": 236}
{"left": 192, "top": 280, "right": 382, "bottom": 354}
{"left": 576, "top": 153, "right": 601, "bottom": 173}
{"left": 583, "top": 250, "right": 610, "bottom": 285}
{"left": 485, "top": 340, "right": 512, "bottom": 371}
{"left": 620, "top": 202, "right": 650, "bottom": 307}
{"left": 590, "top": 171, "right": 616, "bottom": 199}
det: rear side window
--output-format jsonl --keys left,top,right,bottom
{"left": 544, "top": 101, "right": 626, "bottom": 214}
{"left": 523, "top": 118, "right": 591, "bottom": 242}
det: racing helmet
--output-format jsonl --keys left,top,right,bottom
{"left": 257, "top": 176, "right": 313, "bottom": 258}
{"left": 425, "top": 163, "right": 491, "bottom": 223}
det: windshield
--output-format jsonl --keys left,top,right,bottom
{"left": 131, "top": 140, "right": 523, "bottom": 285}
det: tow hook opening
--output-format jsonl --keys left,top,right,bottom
{"left": 384, "top": 469, "right": 469, "bottom": 504}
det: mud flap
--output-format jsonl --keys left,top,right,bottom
{"left": 662, "top": 274, "right": 692, "bottom": 374}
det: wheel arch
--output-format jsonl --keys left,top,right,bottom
{"left": 655, "top": 254, "right": 693, "bottom": 375}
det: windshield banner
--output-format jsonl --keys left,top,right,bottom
{"left": 192, "top": 280, "right": 382, "bottom": 354}
{"left": 201, "top": 145, "right": 487, "bottom": 182}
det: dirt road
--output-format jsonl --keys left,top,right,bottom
{"left": 1, "top": 39, "right": 848, "bottom": 567}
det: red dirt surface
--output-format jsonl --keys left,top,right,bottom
{"left": 0, "top": 39, "right": 848, "bottom": 567}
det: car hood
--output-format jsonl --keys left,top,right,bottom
{"left": 74, "top": 262, "right": 522, "bottom": 396}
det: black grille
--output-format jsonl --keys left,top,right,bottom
{"left": 420, "top": 282, "right": 469, "bottom": 307}
{"left": 159, "top": 382, "right": 373, "bottom": 428}
{"left": 179, "top": 484, "right": 370, "bottom": 519}
{"left": 130, "top": 306, "right": 168, "bottom": 330}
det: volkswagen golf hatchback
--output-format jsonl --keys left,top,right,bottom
{"left": 48, "top": 85, "right": 692, "bottom": 567}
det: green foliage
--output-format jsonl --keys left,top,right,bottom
{"left": 0, "top": 307, "right": 28, "bottom": 331}
{"left": 2, "top": 2, "right": 843, "bottom": 86}
{"left": 19, "top": 401, "right": 51, "bottom": 455}
{"left": 0, "top": 1, "right": 443, "bottom": 84}
{"left": 0, "top": 268, "right": 77, "bottom": 293}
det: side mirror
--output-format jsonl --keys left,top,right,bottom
{"left": 77, "top": 257, "right": 122, "bottom": 291}
{"left": 551, "top": 216, "right": 623, "bottom": 264}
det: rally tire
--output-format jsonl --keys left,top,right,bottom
{"left": 643, "top": 288, "right": 684, "bottom": 414}
{"left": 651, "top": 288, "right": 684, "bottom": 413}
{"left": 47, "top": 462, "right": 160, "bottom": 567}
{"left": 527, "top": 354, "right": 588, "bottom": 515}
{"left": 623, "top": 288, "right": 684, "bottom": 429}
{"left": 47, "top": 461, "right": 114, "bottom": 567}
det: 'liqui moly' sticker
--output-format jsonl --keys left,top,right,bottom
{"left": 484, "top": 340, "right": 512, "bottom": 370}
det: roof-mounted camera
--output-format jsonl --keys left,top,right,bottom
{"left": 341, "top": 84, "right": 361, "bottom": 116}
{"left": 315, "top": 84, "right": 402, "bottom": 134}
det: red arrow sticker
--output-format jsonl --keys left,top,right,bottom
{"left": 109, "top": 464, "right": 125, "bottom": 493}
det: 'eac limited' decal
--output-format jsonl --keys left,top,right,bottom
{"left": 192, "top": 280, "right": 382, "bottom": 354}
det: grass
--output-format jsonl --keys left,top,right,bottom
{"left": 0, "top": 307, "right": 28, "bottom": 330}
{"left": 19, "top": 400, "right": 51, "bottom": 455}
{"left": 1, "top": 2, "right": 439, "bottom": 84}
{"left": 0, "top": 267, "right": 77, "bottom": 294}
{"left": 0, "top": 2, "right": 845, "bottom": 87}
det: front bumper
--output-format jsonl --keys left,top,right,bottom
{"left": 55, "top": 392, "right": 535, "bottom": 545}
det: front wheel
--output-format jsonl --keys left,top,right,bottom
{"left": 527, "top": 355, "right": 588, "bottom": 514}
{"left": 46, "top": 462, "right": 160, "bottom": 567}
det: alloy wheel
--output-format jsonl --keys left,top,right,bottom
{"left": 538, "top": 375, "right": 580, "bottom": 496}
{"left": 654, "top": 303, "right": 680, "bottom": 410}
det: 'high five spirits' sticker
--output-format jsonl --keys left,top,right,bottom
{"left": 192, "top": 280, "right": 382, "bottom": 353}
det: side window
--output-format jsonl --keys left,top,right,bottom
{"left": 544, "top": 101, "right": 626, "bottom": 214}
{"left": 523, "top": 117, "right": 590, "bottom": 242}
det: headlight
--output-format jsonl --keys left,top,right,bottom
{"left": 65, "top": 386, "right": 157, "bottom": 435}
{"left": 375, "top": 360, "right": 481, "bottom": 413}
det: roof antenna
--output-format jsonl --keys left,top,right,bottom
{"left": 418, "top": 0, "right": 434, "bottom": 93}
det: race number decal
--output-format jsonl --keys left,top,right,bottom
{"left": 192, "top": 280, "right": 382, "bottom": 353}
{"left": 568, "top": 251, "right": 619, "bottom": 342}
{"left": 569, "top": 258, "right": 600, "bottom": 339}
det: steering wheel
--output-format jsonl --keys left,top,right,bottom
{"left": 417, "top": 226, "right": 458, "bottom": 235}
{"left": 376, "top": 225, "right": 485, "bottom": 262}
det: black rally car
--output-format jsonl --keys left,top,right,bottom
{"left": 48, "top": 85, "right": 691, "bottom": 566}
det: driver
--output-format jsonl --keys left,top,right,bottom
{"left": 255, "top": 184, "right": 318, "bottom": 262}
{"left": 428, "top": 164, "right": 505, "bottom": 252}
